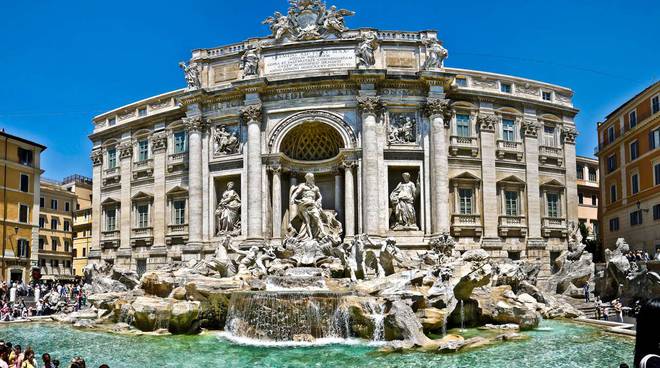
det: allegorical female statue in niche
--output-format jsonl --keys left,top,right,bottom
{"left": 389, "top": 172, "right": 420, "bottom": 230}
{"left": 216, "top": 181, "right": 241, "bottom": 235}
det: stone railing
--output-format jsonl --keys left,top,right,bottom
{"left": 496, "top": 140, "right": 524, "bottom": 160}
{"left": 542, "top": 217, "right": 568, "bottom": 237}
{"left": 101, "top": 230, "right": 120, "bottom": 240}
{"left": 168, "top": 224, "right": 188, "bottom": 234}
{"left": 132, "top": 227, "right": 153, "bottom": 237}
{"left": 498, "top": 215, "right": 528, "bottom": 236}
{"left": 133, "top": 159, "right": 153, "bottom": 170}
{"left": 451, "top": 213, "right": 483, "bottom": 236}
{"left": 539, "top": 145, "right": 562, "bottom": 157}
{"left": 449, "top": 136, "right": 479, "bottom": 157}
{"left": 168, "top": 152, "right": 188, "bottom": 172}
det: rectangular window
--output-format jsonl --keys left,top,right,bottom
{"left": 607, "top": 126, "right": 615, "bottom": 144}
{"left": 576, "top": 165, "right": 584, "bottom": 180}
{"left": 653, "top": 96, "right": 660, "bottom": 114}
{"left": 17, "top": 239, "right": 28, "bottom": 258}
{"left": 19, "top": 174, "right": 29, "bottom": 192}
{"left": 39, "top": 238, "right": 45, "bottom": 250}
{"left": 631, "top": 174, "right": 639, "bottom": 194}
{"left": 173, "top": 200, "right": 186, "bottom": 225}
{"left": 455, "top": 114, "right": 470, "bottom": 137}
{"left": 39, "top": 217, "right": 45, "bottom": 228}
{"left": 542, "top": 91, "right": 552, "bottom": 101}
{"left": 607, "top": 154, "right": 617, "bottom": 173}
{"left": 610, "top": 185, "right": 617, "bottom": 203}
{"left": 629, "top": 110, "right": 637, "bottom": 128}
{"left": 654, "top": 204, "right": 660, "bottom": 220}
{"left": 630, "top": 210, "right": 643, "bottom": 226}
{"left": 651, "top": 129, "right": 660, "bottom": 150}
{"left": 51, "top": 218, "right": 57, "bottom": 230}
{"left": 138, "top": 107, "right": 147, "bottom": 117}
{"left": 108, "top": 117, "right": 116, "bottom": 126}
{"left": 65, "top": 202, "right": 70, "bottom": 212}
{"left": 51, "top": 238, "right": 58, "bottom": 251}
{"left": 630, "top": 141, "right": 639, "bottom": 161}
{"left": 82, "top": 247, "right": 86, "bottom": 257}
{"left": 609, "top": 217, "right": 619, "bottom": 231}
{"left": 64, "top": 240, "right": 70, "bottom": 252}
{"left": 546, "top": 193, "right": 559, "bottom": 218}
{"left": 543, "top": 126, "right": 556, "bottom": 146}
{"left": 174, "top": 131, "right": 187, "bottom": 153}
{"left": 63, "top": 220, "right": 70, "bottom": 232}
{"left": 107, "top": 148, "right": 117, "bottom": 169}
{"left": 655, "top": 163, "right": 660, "bottom": 186}
{"left": 502, "top": 119, "right": 515, "bottom": 142}
{"left": 40, "top": 197, "right": 44, "bottom": 208}
{"left": 455, "top": 77, "right": 467, "bottom": 87}
{"left": 589, "top": 168, "right": 597, "bottom": 182}
{"left": 504, "top": 191, "right": 518, "bottom": 216}
{"left": 591, "top": 194, "right": 597, "bottom": 206}
{"left": 106, "top": 209, "right": 116, "bottom": 231}
{"left": 19, "top": 204, "right": 29, "bottom": 223}
{"left": 138, "top": 140, "right": 149, "bottom": 161}
{"left": 51, "top": 199, "right": 58, "bottom": 210}
{"left": 137, "top": 204, "right": 149, "bottom": 228}
{"left": 500, "top": 82, "right": 511, "bottom": 93}
{"left": 578, "top": 193, "right": 584, "bottom": 204}
{"left": 458, "top": 188, "right": 473, "bottom": 215}
{"left": 17, "top": 147, "right": 33, "bottom": 166}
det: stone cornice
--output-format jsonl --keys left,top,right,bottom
{"left": 90, "top": 149, "right": 103, "bottom": 166}
{"left": 150, "top": 131, "right": 168, "bottom": 152}
{"left": 424, "top": 98, "right": 452, "bottom": 125}
{"left": 522, "top": 119, "right": 540, "bottom": 138}
{"left": 182, "top": 116, "right": 209, "bottom": 132}
{"left": 118, "top": 141, "right": 133, "bottom": 159}
{"left": 477, "top": 113, "right": 497, "bottom": 133}
{"left": 562, "top": 126, "right": 578, "bottom": 145}
{"left": 356, "top": 96, "right": 383, "bottom": 116}
{"left": 240, "top": 104, "right": 263, "bottom": 124}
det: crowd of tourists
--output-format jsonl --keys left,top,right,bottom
{"left": 626, "top": 250, "right": 653, "bottom": 263}
{"left": 0, "top": 340, "right": 110, "bottom": 368}
{"left": 0, "top": 281, "right": 88, "bottom": 322}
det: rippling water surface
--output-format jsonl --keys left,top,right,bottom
{"left": 0, "top": 320, "right": 633, "bottom": 368}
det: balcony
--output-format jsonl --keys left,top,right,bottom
{"left": 539, "top": 145, "right": 563, "bottom": 166}
{"left": 496, "top": 140, "right": 524, "bottom": 161}
{"left": 498, "top": 215, "right": 527, "bottom": 236}
{"left": 131, "top": 227, "right": 153, "bottom": 246}
{"left": 451, "top": 213, "right": 483, "bottom": 236}
{"left": 166, "top": 224, "right": 189, "bottom": 245}
{"left": 132, "top": 159, "right": 154, "bottom": 179}
{"left": 449, "top": 136, "right": 479, "bottom": 157}
{"left": 542, "top": 217, "right": 568, "bottom": 237}
{"left": 103, "top": 167, "right": 121, "bottom": 186}
{"left": 39, "top": 266, "right": 74, "bottom": 280}
{"left": 168, "top": 152, "right": 188, "bottom": 172}
{"left": 101, "top": 229, "right": 120, "bottom": 249}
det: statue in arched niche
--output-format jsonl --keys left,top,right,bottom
{"left": 215, "top": 181, "right": 241, "bottom": 235}
{"left": 389, "top": 172, "right": 419, "bottom": 230}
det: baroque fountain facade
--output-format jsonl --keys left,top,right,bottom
{"left": 79, "top": 0, "right": 594, "bottom": 347}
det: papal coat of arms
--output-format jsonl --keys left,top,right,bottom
{"left": 262, "top": 0, "right": 355, "bottom": 42}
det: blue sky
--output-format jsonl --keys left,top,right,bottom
{"left": 0, "top": 0, "right": 658, "bottom": 180}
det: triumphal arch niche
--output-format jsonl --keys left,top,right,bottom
{"left": 89, "top": 0, "right": 579, "bottom": 281}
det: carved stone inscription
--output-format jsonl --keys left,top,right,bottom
{"left": 264, "top": 49, "right": 356, "bottom": 74}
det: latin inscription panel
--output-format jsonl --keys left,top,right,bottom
{"left": 264, "top": 49, "right": 356, "bottom": 75}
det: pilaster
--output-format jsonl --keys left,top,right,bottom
{"left": 118, "top": 141, "right": 133, "bottom": 253}
{"left": 562, "top": 127, "right": 579, "bottom": 224}
{"left": 90, "top": 149, "right": 103, "bottom": 260}
{"left": 241, "top": 103, "right": 264, "bottom": 240}
{"left": 357, "top": 94, "right": 383, "bottom": 236}
{"left": 150, "top": 131, "right": 168, "bottom": 249}
{"left": 424, "top": 97, "right": 451, "bottom": 234}
{"left": 478, "top": 112, "right": 500, "bottom": 243}
{"left": 522, "top": 118, "right": 544, "bottom": 247}
{"left": 183, "top": 114, "right": 207, "bottom": 251}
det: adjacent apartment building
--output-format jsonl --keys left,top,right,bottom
{"left": 37, "top": 179, "right": 77, "bottom": 281}
{"left": 576, "top": 156, "right": 600, "bottom": 240}
{"left": 62, "top": 175, "right": 93, "bottom": 277}
{"left": 597, "top": 81, "right": 660, "bottom": 255}
{"left": 0, "top": 130, "right": 46, "bottom": 283}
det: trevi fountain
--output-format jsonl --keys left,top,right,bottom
{"left": 2, "top": 1, "right": 640, "bottom": 367}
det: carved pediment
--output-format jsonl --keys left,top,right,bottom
{"left": 262, "top": 0, "right": 355, "bottom": 43}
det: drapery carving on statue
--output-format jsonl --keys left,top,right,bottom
{"left": 389, "top": 172, "right": 420, "bottom": 230}
{"left": 362, "top": 236, "right": 415, "bottom": 278}
{"left": 240, "top": 45, "right": 260, "bottom": 78}
{"left": 178, "top": 61, "right": 201, "bottom": 90}
{"left": 215, "top": 181, "right": 241, "bottom": 236}
{"left": 212, "top": 125, "right": 241, "bottom": 156}
{"left": 422, "top": 38, "right": 448, "bottom": 70}
{"left": 356, "top": 31, "right": 379, "bottom": 68}
{"left": 283, "top": 172, "right": 342, "bottom": 266}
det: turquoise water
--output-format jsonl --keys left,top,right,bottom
{"left": 0, "top": 320, "right": 632, "bottom": 368}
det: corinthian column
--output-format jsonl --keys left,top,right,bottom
{"left": 183, "top": 116, "right": 207, "bottom": 248}
{"left": 241, "top": 104, "right": 263, "bottom": 240}
{"left": 269, "top": 165, "right": 282, "bottom": 240}
{"left": 150, "top": 131, "right": 168, "bottom": 249}
{"left": 357, "top": 96, "right": 382, "bottom": 236}
{"left": 562, "top": 127, "right": 579, "bottom": 224}
{"left": 342, "top": 160, "right": 357, "bottom": 238}
{"left": 424, "top": 98, "right": 451, "bottom": 234}
{"left": 478, "top": 113, "right": 499, "bottom": 245}
{"left": 118, "top": 141, "right": 133, "bottom": 255}
{"left": 522, "top": 119, "right": 544, "bottom": 247}
{"left": 89, "top": 149, "right": 103, "bottom": 261}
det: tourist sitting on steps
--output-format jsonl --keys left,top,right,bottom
{"left": 634, "top": 298, "right": 660, "bottom": 368}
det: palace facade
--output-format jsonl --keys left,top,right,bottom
{"left": 89, "top": 1, "right": 579, "bottom": 282}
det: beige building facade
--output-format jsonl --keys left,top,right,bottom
{"left": 576, "top": 156, "right": 599, "bottom": 240}
{"left": 61, "top": 175, "right": 93, "bottom": 277}
{"left": 597, "top": 81, "right": 660, "bottom": 255}
{"left": 38, "top": 179, "right": 76, "bottom": 281}
{"left": 88, "top": 1, "right": 580, "bottom": 282}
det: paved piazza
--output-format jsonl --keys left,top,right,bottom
{"left": 88, "top": 0, "right": 579, "bottom": 284}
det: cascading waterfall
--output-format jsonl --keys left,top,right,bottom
{"left": 226, "top": 291, "right": 351, "bottom": 341}
{"left": 460, "top": 299, "right": 465, "bottom": 332}
{"left": 364, "top": 300, "right": 385, "bottom": 341}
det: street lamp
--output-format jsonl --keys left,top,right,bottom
{"left": 636, "top": 201, "right": 649, "bottom": 213}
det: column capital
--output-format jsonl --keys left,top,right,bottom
{"left": 240, "top": 103, "right": 263, "bottom": 124}
{"left": 118, "top": 141, "right": 133, "bottom": 159}
{"left": 562, "top": 126, "right": 578, "bottom": 145}
{"left": 90, "top": 149, "right": 103, "bottom": 166}
{"left": 340, "top": 159, "right": 357, "bottom": 170}
{"left": 267, "top": 164, "right": 282, "bottom": 174}
{"left": 150, "top": 131, "right": 168, "bottom": 153}
{"left": 357, "top": 96, "right": 383, "bottom": 116}
{"left": 477, "top": 113, "right": 497, "bottom": 133}
{"left": 424, "top": 97, "right": 451, "bottom": 117}
{"left": 182, "top": 115, "right": 208, "bottom": 133}
{"left": 522, "top": 119, "right": 540, "bottom": 138}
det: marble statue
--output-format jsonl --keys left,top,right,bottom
{"left": 178, "top": 61, "right": 201, "bottom": 89}
{"left": 362, "top": 236, "right": 412, "bottom": 278}
{"left": 289, "top": 173, "right": 327, "bottom": 241}
{"left": 389, "top": 172, "right": 420, "bottom": 230}
{"left": 216, "top": 181, "right": 241, "bottom": 235}
{"left": 422, "top": 39, "right": 448, "bottom": 70}
{"left": 213, "top": 125, "right": 240, "bottom": 155}
{"left": 263, "top": 0, "right": 354, "bottom": 42}
{"left": 566, "top": 221, "right": 586, "bottom": 261}
{"left": 388, "top": 115, "right": 416, "bottom": 143}
{"left": 240, "top": 46, "right": 260, "bottom": 77}
{"left": 262, "top": 11, "right": 290, "bottom": 42}
{"left": 322, "top": 5, "right": 354, "bottom": 35}
{"left": 356, "top": 31, "right": 378, "bottom": 68}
